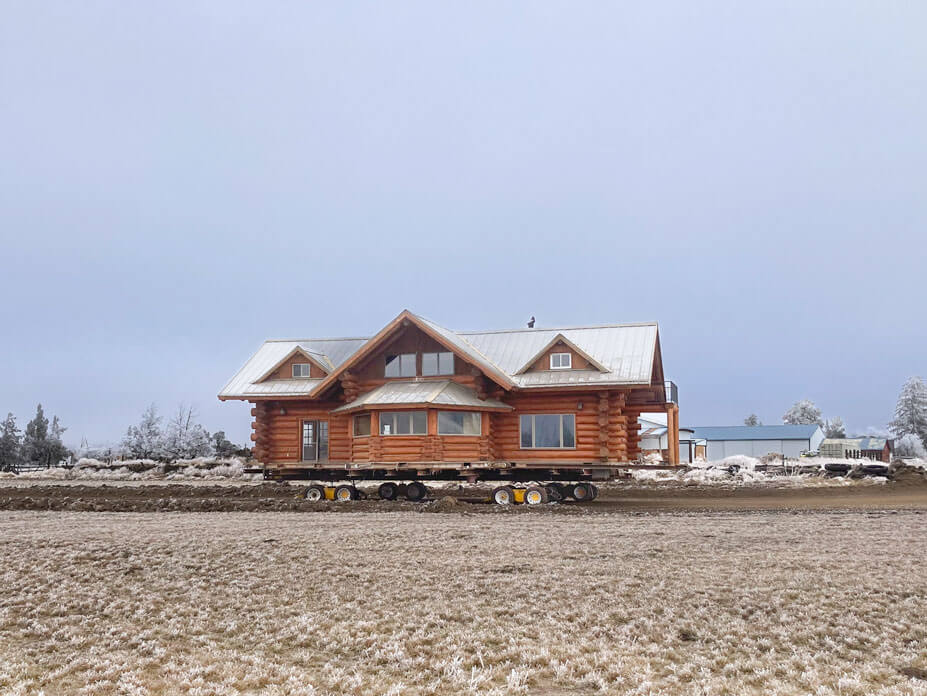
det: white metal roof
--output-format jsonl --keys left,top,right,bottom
{"left": 219, "top": 338, "right": 366, "bottom": 399}
{"left": 219, "top": 316, "right": 659, "bottom": 400}
{"left": 461, "top": 323, "right": 659, "bottom": 387}
{"left": 332, "top": 380, "right": 512, "bottom": 413}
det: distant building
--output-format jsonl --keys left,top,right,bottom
{"left": 690, "top": 425, "right": 825, "bottom": 460}
{"left": 819, "top": 437, "right": 892, "bottom": 462}
{"left": 639, "top": 414, "right": 705, "bottom": 463}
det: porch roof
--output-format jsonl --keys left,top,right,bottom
{"left": 331, "top": 380, "right": 512, "bottom": 413}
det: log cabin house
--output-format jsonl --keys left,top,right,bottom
{"left": 219, "top": 310, "right": 680, "bottom": 483}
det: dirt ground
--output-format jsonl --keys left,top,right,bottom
{"left": 2, "top": 509, "right": 927, "bottom": 695}
{"left": 2, "top": 474, "right": 927, "bottom": 513}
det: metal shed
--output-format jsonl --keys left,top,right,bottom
{"left": 691, "top": 425, "right": 826, "bottom": 460}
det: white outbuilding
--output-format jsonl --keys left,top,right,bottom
{"left": 690, "top": 425, "right": 825, "bottom": 460}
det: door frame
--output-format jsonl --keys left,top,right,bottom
{"left": 301, "top": 419, "right": 329, "bottom": 463}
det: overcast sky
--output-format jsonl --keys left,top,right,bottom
{"left": 1, "top": 2, "right": 925, "bottom": 447}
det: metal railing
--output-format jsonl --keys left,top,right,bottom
{"left": 664, "top": 381, "right": 678, "bottom": 405}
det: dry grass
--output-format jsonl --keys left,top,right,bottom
{"left": 1, "top": 510, "right": 927, "bottom": 695}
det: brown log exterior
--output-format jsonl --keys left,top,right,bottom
{"left": 229, "top": 314, "right": 680, "bottom": 473}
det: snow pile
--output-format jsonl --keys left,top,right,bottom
{"left": 631, "top": 455, "right": 894, "bottom": 486}
{"left": 10, "top": 458, "right": 257, "bottom": 481}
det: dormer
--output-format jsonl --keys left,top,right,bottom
{"left": 515, "top": 334, "right": 609, "bottom": 374}
{"left": 257, "top": 347, "right": 332, "bottom": 382}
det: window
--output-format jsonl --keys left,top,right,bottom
{"left": 438, "top": 411, "right": 481, "bottom": 435}
{"left": 519, "top": 414, "right": 576, "bottom": 449}
{"left": 550, "top": 353, "right": 572, "bottom": 370}
{"left": 353, "top": 414, "right": 371, "bottom": 437}
{"left": 385, "top": 353, "right": 416, "bottom": 378}
{"left": 292, "top": 363, "right": 312, "bottom": 378}
{"left": 422, "top": 351, "right": 454, "bottom": 376}
{"left": 379, "top": 411, "right": 427, "bottom": 435}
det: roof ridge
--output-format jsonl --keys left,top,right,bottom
{"left": 458, "top": 321, "right": 658, "bottom": 335}
{"left": 265, "top": 337, "right": 371, "bottom": 343}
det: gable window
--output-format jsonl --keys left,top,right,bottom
{"left": 385, "top": 353, "right": 416, "bottom": 378}
{"left": 437, "top": 411, "right": 481, "bottom": 435}
{"left": 520, "top": 414, "right": 576, "bottom": 449}
{"left": 422, "top": 351, "right": 454, "bottom": 376}
{"left": 353, "top": 414, "right": 371, "bottom": 437}
{"left": 379, "top": 411, "right": 427, "bottom": 435}
{"left": 550, "top": 353, "right": 572, "bottom": 370}
{"left": 292, "top": 363, "right": 312, "bottom": 378}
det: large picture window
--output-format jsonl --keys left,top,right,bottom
{"left": 422, "top": 351, "right": 454, "bottom": 376}
{"left": 379, "top": 411, "right": 427, "bottom": 436}
{"left": 519, "top": 414, "right": 576, "bottom": 449}
{"left": 385, "top": 353, "right": 416, "bottom": 378}
{"left": 437, "top": 411, "right": 481, "bottom": 435}
{"left": 353, "top": 414, "right": 371, "bottom": 437}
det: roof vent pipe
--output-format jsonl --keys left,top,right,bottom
{"left": 527, "top": 316, "right": 535, "bottom": 328}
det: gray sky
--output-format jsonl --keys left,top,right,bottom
{"left": 1, "top": 2, "right": 925, "bottom": 446}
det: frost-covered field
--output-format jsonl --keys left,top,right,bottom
{"left": 2, "top": 511, "right": 927, "bottom": 695}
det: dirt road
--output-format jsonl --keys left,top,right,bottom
{"left": 2, "top": 476, "right": 927, "bottom": 513}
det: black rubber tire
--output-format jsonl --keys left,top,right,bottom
{"left": 378, "top": 482, "right": 399, "bottom": 500}
{"left": 492, "top": 485, "right": 516, "bottom": 505}
{"left": 589, "top": 484, "right": 599, "bottom": 500}
{"left": 524, "top": 485, "right": 549, "bottom": 505}
{"left": 334, "top": 485, "right": 357, "bottom": 502}
{"left": 405, "top": 481, "right": 428, "bottom": 502}
{"left": 304, "top": 484, "right": 326, "bottom": 502}
{"left": 546, "top": 483, "right": 564, "bottom": 502}
{"left": 570, "top": 482, "right": 593, "bottom": 502}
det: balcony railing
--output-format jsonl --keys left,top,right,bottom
{"left": 664, "top": 380, "right": 678, "bottom": 405}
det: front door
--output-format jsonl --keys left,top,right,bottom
{"left": 301, "top": 420, "right": 329, "bottom": 462}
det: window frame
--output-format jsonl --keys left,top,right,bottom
{"left": 292, "top": 363, "right": 313, "bottom": 378}
{"left": 422, "top": 351, "right": 455, "bottom": 377}
{"left": 353, "top": 414, "right": 371, "bottom": 438}
{"left": 385, "top": 353, "right": 417, "bottom": 378}
{"left": 437, "top": 411, "right": 481, "bottom": 436}
{"left": 378, "top": 411, "right": 428, "bottom": 436}
{"left": 549, "top": 353, "right": 572, "bottom": 370}
{"left": 519, "top": 414, "right": 577, "bottom": 449}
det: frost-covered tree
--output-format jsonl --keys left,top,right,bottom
{"left": 782, "top": 400, "right": 824, "bottom": 426}
{"left": 744, "top": 414, "right": 761, "bottom": 427}
{"left": 211, "top": 431, "right": 238, "bottom": 458}
{"left": 0, "top": 413, "right": 22, "bottom": 472}
{"left": 824, "top": 417, "right": 846, "bottom": 438}
{"left": 889, "top": 377, "right": 927, "bottom": 447}
{"left": 895, "top": 433, "right": 927, "bottom": 459}
{"left": 122, "top": 404, "right": 164, "bottom": 460}
{"left": 22, "top": 405, "right": 70, "bottom": 466}
{"left": 163, "top": 405, "right": 213, "bottom": 460}
{"left": 46, "top": 416, "right": 71, "bottom": 466}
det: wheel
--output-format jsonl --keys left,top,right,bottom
{"left": 334, "top": 485, "right": 357, "bottom": 502}
{"left": 492, "top": 485, "right": 515, "bottom": 505}
{"left": 404, "top": 481, "right": 428, "bottom": 502}
{"left": 378, "top": 482, "right": 399, "bottom": 500}
{"left": 524, "top": 485, "right": 549, "bottom": 505}
{"left": 546, "top": 483, "right": 566, "bottom": 502}
{"left": 589, "top": 484, "right": 599, "bottom": 500}
{"left": 570, "top": 482, "right": 593, "bottom": 502}
{"left": 304, "top": 484, "right": 326, "bottom": 502}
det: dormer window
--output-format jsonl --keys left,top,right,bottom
{"left": 292, "top": 363, "right": 312, "bottom": 378}
{"left": 385, "top": 353, "right": 416, "bottom": 378}
{"left": 550, "top": 353, "right": 572, "bottom": 370}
